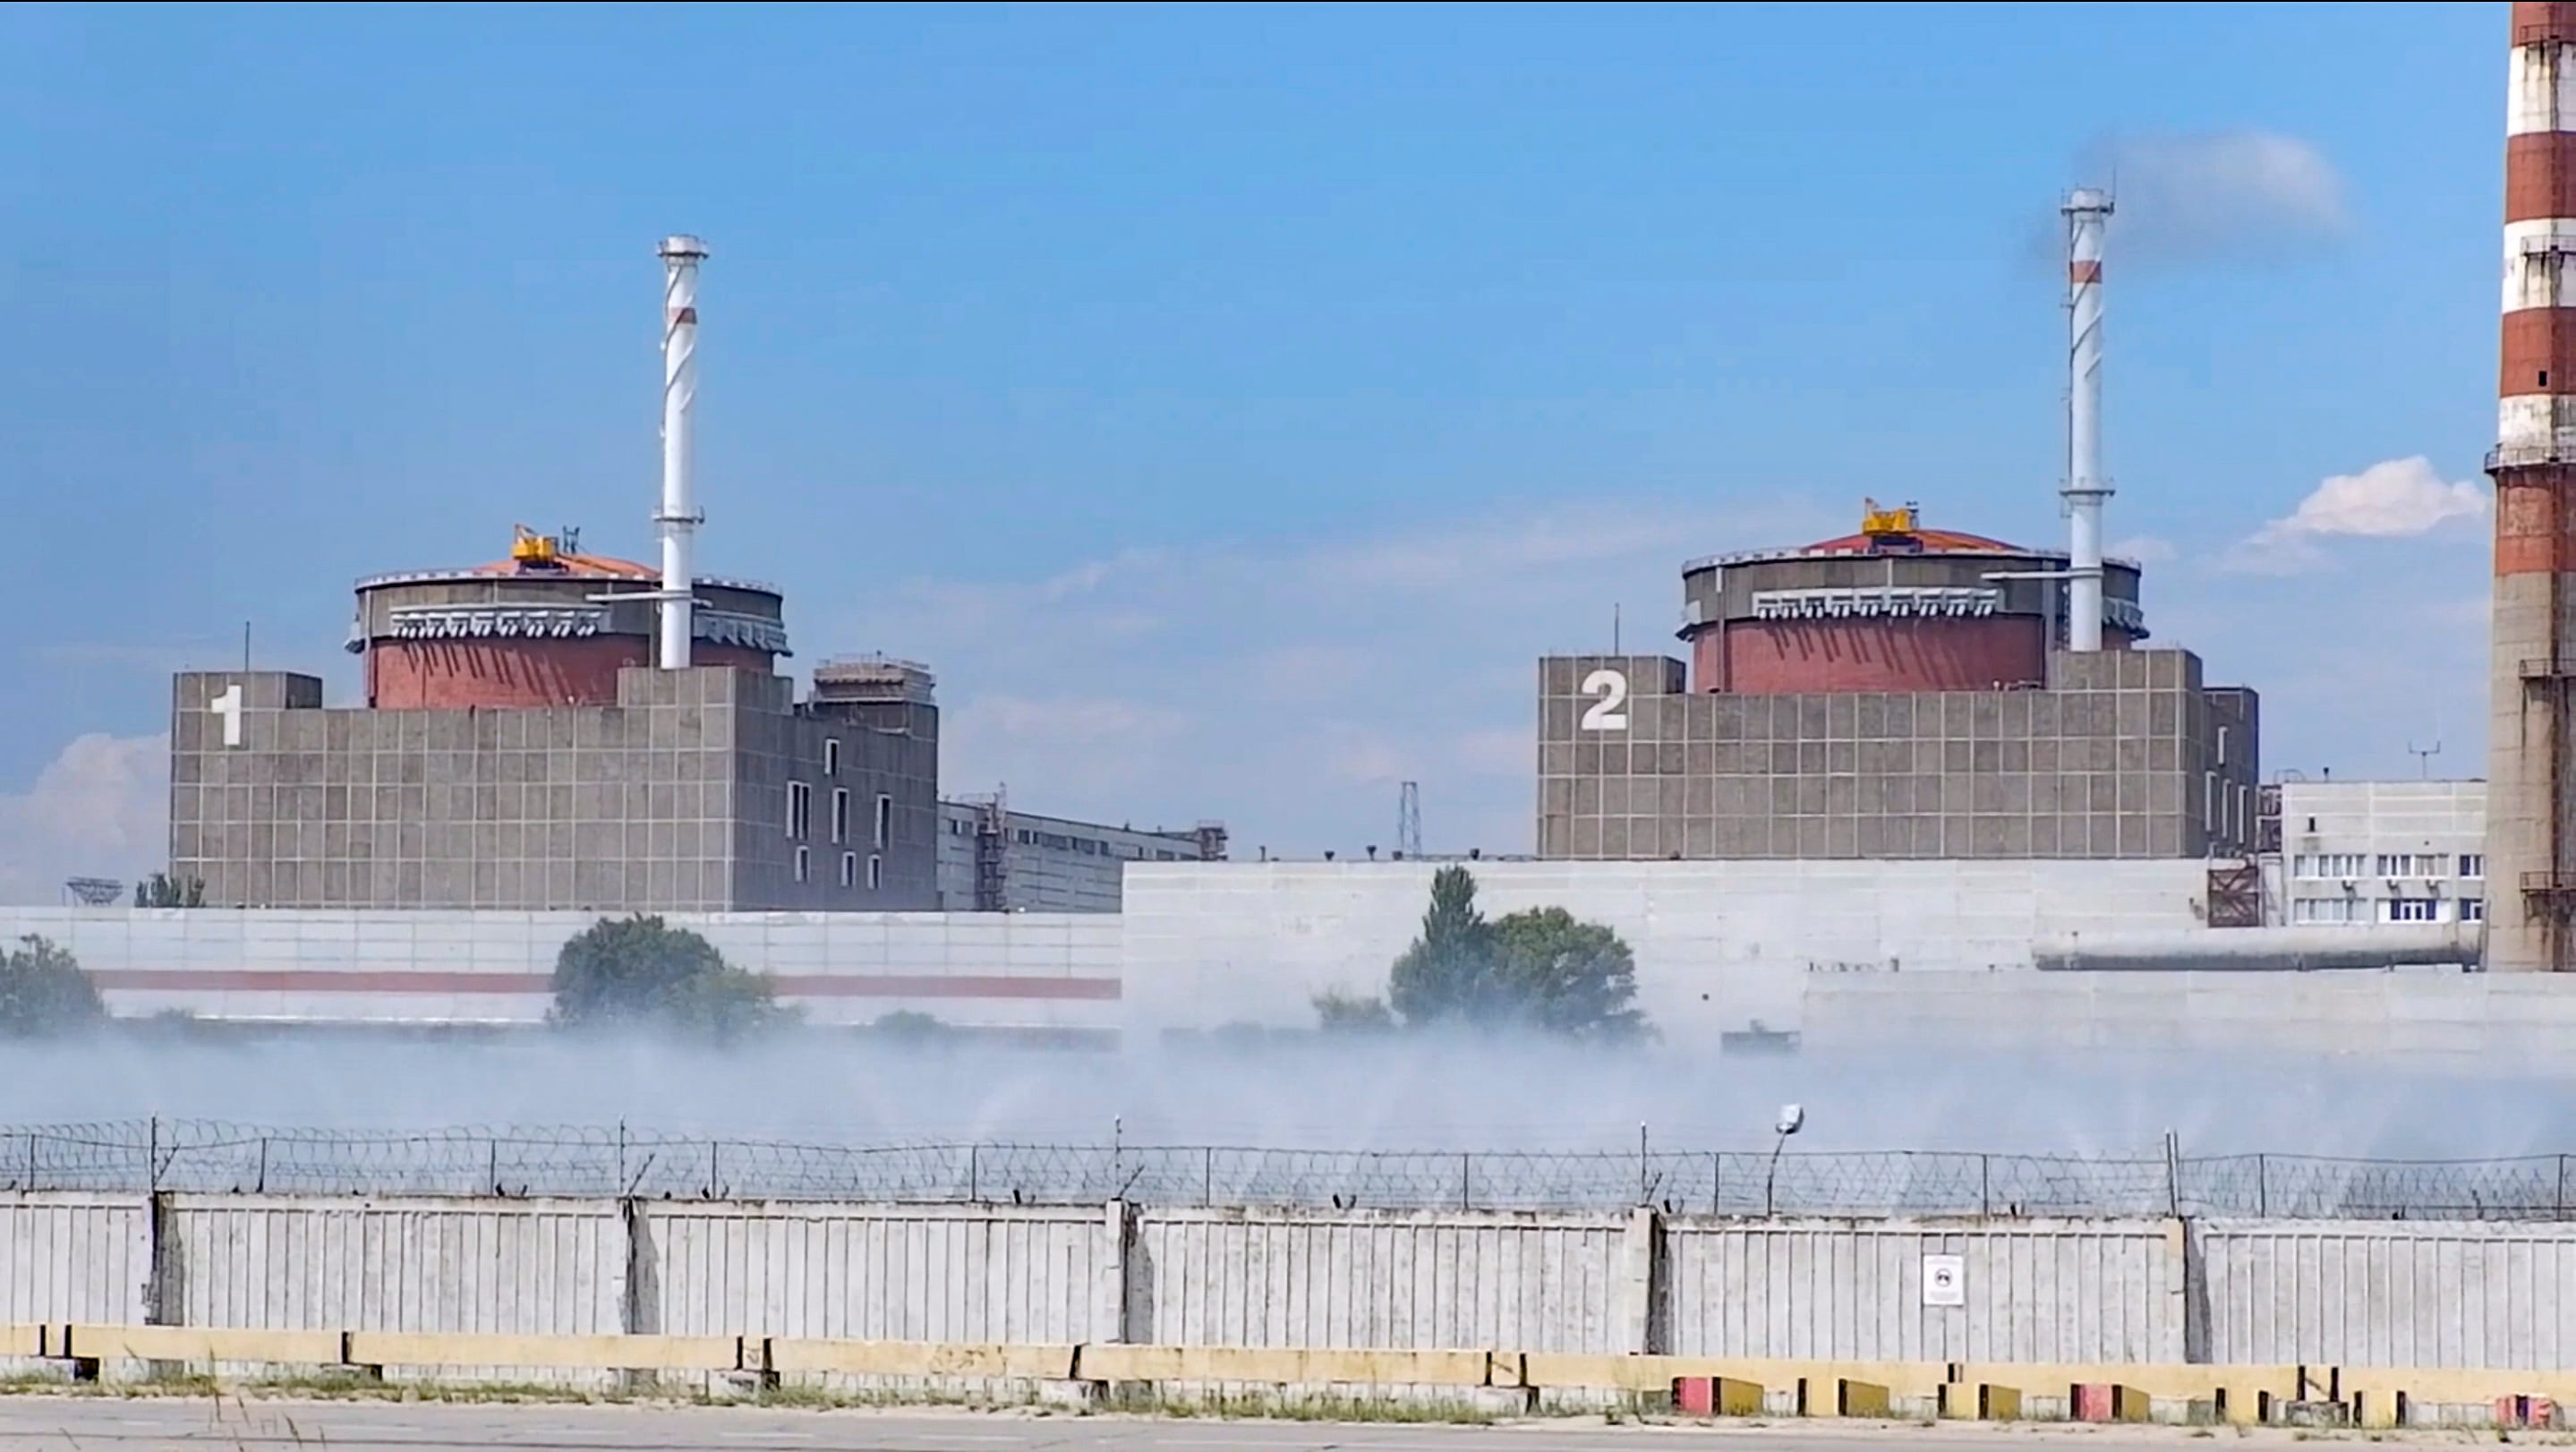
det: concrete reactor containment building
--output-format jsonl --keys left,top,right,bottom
{"left": 161, "top": 235, "right": 1218, "bottom": 917}
{"left": 1538, "top": 503, "right": 2259, "bottom": 864}
{"left": 1534, "top": 184, "right": 2262, "bottom": 872}
{"left": 171, "top": 619, "right": 942, "bottom": 913}
{"left": 349, "top": 527, "right": 790, "bottom": 709}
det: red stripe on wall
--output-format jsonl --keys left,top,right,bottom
{"left": 90, "top": 969, "right": 1121, "bottom": 1000}
{"left": 770, "top": 974, "right": 1119, "bottom": 1001}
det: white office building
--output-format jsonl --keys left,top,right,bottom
{"left": 2266, "top": 778, "right": 2486, "bottom": 927}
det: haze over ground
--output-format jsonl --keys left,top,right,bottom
{"left": 2, "top": 1034, "right": 2561, "bottom": 1161}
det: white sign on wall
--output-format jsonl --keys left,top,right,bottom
{"left": 208, "top": 683, "right": 244, "bottom": 748}
{"left": 1922, "top": 1253, "right": 1966, "bottom": 1307}
{"left": 1578, "top": 668, "right": 1629, "bottom": 731}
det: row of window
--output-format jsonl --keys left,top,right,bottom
{"left": 2290, "top": 896, "right": 2484, "bottom": 924}
{"left": 2292, "top": 853, "right": 2483, "bottom": 880}
{"left": 2202, "top": 773, "right": 2249, "bottom": 846}
{"left": 786, "top": 783, "right": 892, "bottom": 850}
{"left": 789, "top": 847, "right": 882, "bottom": 890}
{"left": 942, "top": 817, "right": 1187, "bottom": 860}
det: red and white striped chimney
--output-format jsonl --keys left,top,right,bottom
{"left": 2488, "top": 1, "right": 2576, "bottom": 970}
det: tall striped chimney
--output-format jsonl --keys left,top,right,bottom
{"left": 2490, "top": 3, "right": 2576, "bottom": 970}
{"left": 656, "top": 235, "right": 708, "bottom": 671}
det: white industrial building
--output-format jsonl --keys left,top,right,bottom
{"left": 2264, "top": 778, "right": 2486, "bottom": 927}
{"left": 934, "top": 801, "right": 1222, "bottom": 913}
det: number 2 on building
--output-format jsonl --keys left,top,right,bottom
{"left": 1579, "top": 669, "right": 1628, "bottom": 731}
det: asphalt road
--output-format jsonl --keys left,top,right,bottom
{"left": 0, "top": 1398, "right": 2484, "bottom": 1451}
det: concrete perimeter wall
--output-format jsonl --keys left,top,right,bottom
{"left": 0, "top": 1194, "right": 148, "bottom": 1325}
{"left": 13, "top": 1193, "right": 2576, "bottom": 1370}
{"left": 1664, "top": 1218, "right": 2179, "bottom": 1364}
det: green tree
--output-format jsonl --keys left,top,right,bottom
{"left": 1338, "top": 867, "right": 1650, "bottom": 1040}
{"left": 1311, "top": 989, "right": 1395, "bottom": 1034}
{"left": 0, "top": 935, "right": 107, "bottom": 1038}
{"left": 871, "top": 1010, "right": 949, "bottom": 1042}
{"left": 1484, "top": 906, "right": 1647, "bottom": 1042}
{"left": 549, "top": 916, "right": 792, "bottom": 1042}
{"left": 1386, "top": 866, "right": 1496, "bottom": 1026}
{"left": 133, "top": 873, "right": 206, "bottom": 908}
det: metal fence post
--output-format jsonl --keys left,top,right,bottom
{"left": 1461, "top": 1152, "right": 1471, "bottom": 1211}
{"left": 708, "top": 1140, "right": 720, "bottom": 1200}
{"left": 488, "top": 1138, "right": 499, "bottom": 1194}
{"left": 148, "top": 1115, "right": 160, "bottom": 1192}
{"left": 968, "top": 1144, "right": 979, "bottom": 1203}
{"left": 2163, "top": 1130, "right": 2181, "bottom": 1217}
{"left": 616, "top": 1121, "right": 628, "bottom": 1197}
{"left": 2256, "top": 1153, "right": 2268, "bottom": 1217}
{"left": 2560, "top": 1154, "right": 2569, "bottom": 1219}
{"left": 1711, "top": 1151, "right": 1721, "bottom": 1217}
{"left": 1202, "top": 1146, "right": 1214, "bottom": 1208}
{"left": 1980, "top": 1153, "right": 1991, "bottom": 1217}
{"left": 22, "top": 1132, "right": 34, "bottom": 1192}
{"left": 1638, "top": 1123, "right": 1650, "bottom": 1207}
{"left": 256, "top": 1137, "right": 269, "bottom": 1195}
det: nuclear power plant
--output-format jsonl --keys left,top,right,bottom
{"left": 10, "top": 8, "right": 2573, "bottom": 1048}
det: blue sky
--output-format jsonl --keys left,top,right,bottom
{"left": 0, "top": 2, "right": 2507, "bottom": 893}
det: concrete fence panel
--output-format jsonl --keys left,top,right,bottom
{"left": 1129, "top": 1209, "right": 1631, "bottom": 1353}
{"left": 2198, "top": 1219, "right": 2576, "bottom": 1370}
{"left": 1663, "top": 1218, "right": 2177, "bottom": 1364}
{"left": 642, "top": 1202, "right": 1111, "bottom": 1344}
{"left": 0, "top": 1194, "right": 149, "bottom": 1324}
{"left": 168, "top": 1195, "right": 625, "bottom": 1335}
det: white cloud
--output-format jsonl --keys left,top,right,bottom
{"left": 2227, "top": 457, "right": 2487, "bottom": 574}
{"left": 0, "top": 733, "right": 168, "bottom": 905}
{"left": 2081, "top": 131, "right": 2350, "bottom": 265}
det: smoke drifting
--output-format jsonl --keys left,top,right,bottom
{"left": 2078, "top": 130, "right": 2352, "bottom": 268}
{"left": 2, "top": 1030, "right": 2567, "bottom": 1162}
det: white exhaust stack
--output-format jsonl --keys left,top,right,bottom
{"left": 2062, "top": 188, "right": 2112, "bottom": 652}
{"left": 656, "top": 234, "right": 709, "bottom": 670}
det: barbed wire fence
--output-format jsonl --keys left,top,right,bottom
{"left": 3, "top": 1120, "right": 2570, "bottom": 1220}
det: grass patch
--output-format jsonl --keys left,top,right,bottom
{"left": 1110, "top": 1387, "right": 1498, "bottom": 1426}
{"left": 0, "top": 1370, "right": 1502, "bottom": 1427}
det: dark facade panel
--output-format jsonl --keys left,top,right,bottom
{"left": 1534, "top": 648, "right": 2260, "bottom": 862}
{"left": 168, "top": 666, "right": 940, "bottom": 911}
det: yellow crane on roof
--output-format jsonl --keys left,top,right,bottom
{"left": 1859, "top": 499, "right": 1919, "bottom": 537}
{"left": 509, "top": 524, "right": 560, "bottom": 568}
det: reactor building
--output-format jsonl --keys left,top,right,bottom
{"left": 163, "top": 235, "right": 1216, "bottom": 916}
{"left": 350, "top": 529, "right": 789, "bottom": 711}
{"left": 1539, "top": 504, "right": 2257, "bottom": 863}
{"left": 1538, "top": 186, "right": 2263, "bottom": 868}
